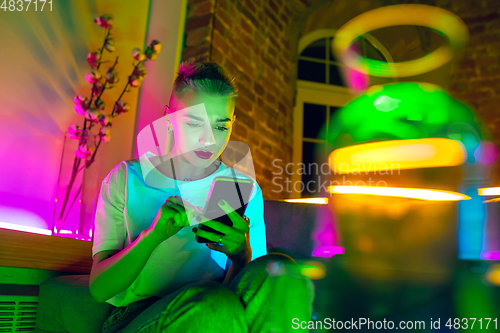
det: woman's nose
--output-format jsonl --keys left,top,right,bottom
{"left": 200, "top": 125, "right": 215, "bottom": 146}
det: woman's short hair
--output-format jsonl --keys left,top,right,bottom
{"left": 168, "top": 62, "right": 238, "bottom": 111}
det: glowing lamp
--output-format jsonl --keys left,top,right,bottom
{"left": 328, "top": 186, "right": 470, "bottom": 201}
{"left": 478, "top": 187, "right": 500, "bottom": 196}
{"left": 329, "top": 138, "right": 466, "bottom": 174}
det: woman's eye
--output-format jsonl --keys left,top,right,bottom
{"left": 216, "top": 127, "right": 229, "bottom": 132}
{"left": 186, "top": 123, "right": 202, "bottom": 128}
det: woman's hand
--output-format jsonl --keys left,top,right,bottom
{"left": 193, "top": 199, "right": 252, "bottom": 266}
{"left": 145, "top": 196, "right": 192, "bottom": 244}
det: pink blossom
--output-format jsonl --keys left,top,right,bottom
{"left": 73, "top": 95, "right": 89, "bottom": 115}
{"left": 114, "top": 100, "right": 130, "bottom": 115}
{"left": 128, "top": 75, "right": 143, "bottom": 87}
{"left": 75, "top": 144, "right": 92, "bottom": 158}
{"left": 68, "top": 124, "right": 83, "bottom": 140}
{"left": 132, "top": 64, "right": 147, "bottom": 78}
{"left": 85, "top": 107, "right": 101, "bottom": 123}
{"left": 99, "top": 126, "right": 111, "bottom": 142}
{"left": 150, "top": 40, "right": 162, "bottom": 53}
{"left": 131, "top": 48, "right": 145, "bottom": 61}
{"left": 87, "top": 52, "right": 100, "bottom": 67}
{"left": 104, "top": 38, "right": 116, "bottom": 52}
{"left": 74, "top": 95, "right": 88, "bottom": 105}
{"left": 105, "top": 67, "right": 119, "bottom": 84}
{"left": 74, "top": 103, "right": 86, "bottom": 115}
{"left": 85, "top": 70, "right": 102, "bottom": 84}
{"left": 93, "top": 82, "right": 104, "bottom": 96}
{"left": 98, "top": 114, "right": 112, "bottom": 127}
{"left": 144, "top": 40, "right": 162, "bottom": 60}
{"left": 94, "top": 14, "right": 113, "bottom": 29}
{"left": 94, "top": 99, "right": 106, "bottom": 110}
{"left": 145, "top": 47, "right": 158, "bottom": 60}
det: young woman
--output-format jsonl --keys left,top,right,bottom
{"left": 90, "top": 63, "right": 311, "bottom": 333}
{"left": 89, "top": 62, "right": 313, "bottom": 332}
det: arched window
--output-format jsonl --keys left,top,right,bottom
{"left": 292, "top": 30, "right": 392, "bottom": 198}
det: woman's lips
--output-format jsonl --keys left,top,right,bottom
{"left": 194, "top": 150, "right": 213, "bottom": 159}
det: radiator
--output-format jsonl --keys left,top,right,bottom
{"left": 0, "top": 295, "right": 38, "bottom": 332}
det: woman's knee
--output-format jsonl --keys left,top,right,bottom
{"left": 176, "top": 281, "right": 241, "bottom": 309}
{"left": 156, "top": 281, "right": 247, "bottom": 332}
{"left": 243, "top": 253, "right": 300, "bottom": 278}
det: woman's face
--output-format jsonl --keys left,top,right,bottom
{"left": 167, "top": 89, "right": 235, "bottom": 168}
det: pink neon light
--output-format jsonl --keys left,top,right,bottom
{"left": 350, "top": 69, "right": 368, "bottom": 91}
{"left": 481, "top": 251, "right": 500, "bottom": 260}
{"left": 0, "top": 222, "right": 52, "bottom": 235}
{"left": 312, "top": 245, "right": 344, "bottom": 257}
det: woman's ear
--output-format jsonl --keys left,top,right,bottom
{"left": 232, "top": 114, "right": 236, "bottom": 124}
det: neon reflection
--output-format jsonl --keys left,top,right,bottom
{"left": 312, "top": 245, "right": 344, "bottom": 257}
{"left": 486, "top": 264, "right": 500, "bottom": 285}
{"left": 299, "top": 261, "right": 326, "bottom": 280}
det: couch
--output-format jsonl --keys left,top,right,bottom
{"left": 35, "top": 200, "right": 335, "bottom": 333}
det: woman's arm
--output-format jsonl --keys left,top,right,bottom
{"left": 90, "top": 195, "right": 191, "bottom": 303}
{"left": 89, "top": 229, "right": 163, "bottom": 303}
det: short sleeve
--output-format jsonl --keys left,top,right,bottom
{"left": 92, "top": 161, "right": 127, "bottom": 260}
{"left": 244, "top": 183, "right": 267, "bottom": 260}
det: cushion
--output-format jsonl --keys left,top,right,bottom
{"left": 35, "top": 275, "right": 113, "bottom": 333}
{"left": 264, "top": 200, "right": 332, "bottom": 259}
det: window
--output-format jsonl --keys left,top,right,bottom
{"left": 298, "top": 37, "right": 344, "bottom": 86}
{"left": 292, "top": 30, "right": 392, "bottom": 199}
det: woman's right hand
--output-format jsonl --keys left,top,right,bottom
{"left": 145, "top": 196, "right": 191, "bottom": 243}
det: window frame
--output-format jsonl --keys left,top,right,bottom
{"left": 291, "top": 29, "right": 393, "bottom": 199}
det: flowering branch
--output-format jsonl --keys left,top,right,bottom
{"left": 56, "top": 14, "right": 162, "bottom": 229}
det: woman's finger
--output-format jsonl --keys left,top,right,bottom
{"left": 216, "top": 200, "right": 249, "bottom": 232}
{"left": 194, "top": 228, "right": 221, "bottom": 243}
{"left": 202, "top": 221, "right": 239, "bottom": 238}
{"left": 166, "top": 196, "right": 185, "bottom": 208}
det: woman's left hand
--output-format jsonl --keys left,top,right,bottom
{"left": 193, "top": 199, "right": 252, "bottom": 267}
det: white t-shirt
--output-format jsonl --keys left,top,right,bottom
{"left": 92, "top": 152, "right": 267, "bottom": 307}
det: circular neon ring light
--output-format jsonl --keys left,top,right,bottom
{"left": 332, "top": 4, "right": 469, "bottom": 77}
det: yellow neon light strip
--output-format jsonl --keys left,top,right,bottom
{"left": 478, "top": 187, "right": 500, "bottom": 196}
{"left": 284, "top": 198, "right": 328, "bottom": 204}
{"left": 329, "top": 138, "right": 465, "bottom": 174}
{"left": 328, "top": 186, "right": 470, "bottom": 201}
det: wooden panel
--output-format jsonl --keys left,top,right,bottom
{"left": 0, "top": 229, "right": 93, "bottom": 273}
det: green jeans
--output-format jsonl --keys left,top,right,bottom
{"left": 101, "top": 254, "right": 315, "bottom": 333}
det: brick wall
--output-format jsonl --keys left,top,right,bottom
{"left": 181, "top": 0, "right": 500, "bottom": 199}
{"left": 182, "top": 0, "right": 308, "bottom": 199}
{"left": 441, "top": 0, "right": 500, "bottom": 180}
